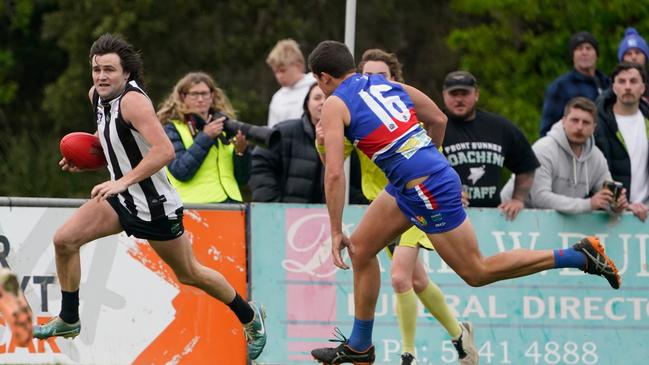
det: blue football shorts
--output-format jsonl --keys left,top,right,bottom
{"left": 386, "top": 165, "right": 466, "bottom": 234}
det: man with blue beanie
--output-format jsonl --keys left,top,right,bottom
{"left": 618, "top": 27, "right": 649, "bottom": 102}
{"left": 540, "top": 31, "right": 610, "bottom": 137}
{"left": 618, "top": 27, "right": 649, "bottom": 65}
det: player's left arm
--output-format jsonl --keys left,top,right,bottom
{"left": 401, "top": 83, "right": 447, "bottom": 146}
{"left": 322, "top": 96, "right": 347, "bottom": 233}
{"left": 322, "top": 95, "right": 354, "bottom": 269}
{"left": 91, "top": 92, "right": 175, "bottom": 200}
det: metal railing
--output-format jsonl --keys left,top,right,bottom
{"left": 0, "top": 196, "right": 245, "bottom": 211}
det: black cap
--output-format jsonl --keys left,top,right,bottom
{"left": 570, "top": 31, "right": 599, "bottom": 56}
{"left": 443, "top": 71, "right": 478, "bottom": 91}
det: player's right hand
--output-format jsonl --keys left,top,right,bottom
{"left": 331, "top": 232, "right": 354, "bottom": 270}
{"left": 59, "top": 157, "right": 82, "bottom": 173}
{"left": 91, "top": 180, "right": 128, "bottom": 201}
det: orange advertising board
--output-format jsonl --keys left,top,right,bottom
{"left": 132, "top": 209, "right": 248, "bottom": 364}
{"left": 0, "top": 206, "right": 248, "bottom": 364}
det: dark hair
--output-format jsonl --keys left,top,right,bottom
{"left": 89, "top": 33, "right": 144, "bottom": 85}
{"left": 611, "top": 62, "right": 646, "bottom": 83}
{"left": 563, "top": 96, "right": 597, "bottom": 118}
{"left": 302, "top": 82, "right": 319, "bottom": 121}
{"left": 308, "top": 40, "right": 355, "bottom": 78}
{"left": 357, "top": 48, "right": 404, "bottom": 82}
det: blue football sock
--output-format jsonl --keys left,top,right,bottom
{"left": 347, "top": 317, "right": 374, "bottom": 351}
{"left": 553, "top": 248, "right": 587, "bottom": 269}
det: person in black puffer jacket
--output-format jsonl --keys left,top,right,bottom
{"left": 250, "top": 83, "right": 323, "bottom": 203}
{"left": 250, "top": 83, "right": 366, "bottom": 203}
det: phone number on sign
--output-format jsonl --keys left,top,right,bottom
{"left": 380, "top": 340, "right": 600, "bottom": 364}
{"left": 439, "top": 341, "right": 598, "bottom": 364}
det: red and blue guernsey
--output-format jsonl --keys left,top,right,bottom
{"left": 333, "top": 74, "right": 450, "bottom": 191}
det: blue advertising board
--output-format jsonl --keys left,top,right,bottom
{"left": 250, "top": 203, "right": 648, "bottom": 364}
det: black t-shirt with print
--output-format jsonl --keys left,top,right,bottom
{"left": 442, "top": 109, "right": 539, "bottom": 207}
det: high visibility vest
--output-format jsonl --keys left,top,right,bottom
{"left": 166, "top": 120, "right": 242, "bottom": 203}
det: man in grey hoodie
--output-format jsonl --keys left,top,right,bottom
{"left": 502, "top": 97, "right": 628, "bottom": 214}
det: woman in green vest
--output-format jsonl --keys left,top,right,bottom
{"left": 157, "top": 72, "right": 249, "bottom": 203}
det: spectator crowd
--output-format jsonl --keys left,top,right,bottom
{"left": 156, "top": 30, "right": 649, "bottom": 223}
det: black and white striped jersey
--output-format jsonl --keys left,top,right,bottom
{"left": 94, "top": 80, "right": 183, "bottom": 221}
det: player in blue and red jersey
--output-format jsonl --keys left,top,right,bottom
{"left": 308, "top": 40, "right": 620, "bottom": 365}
